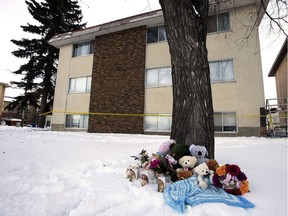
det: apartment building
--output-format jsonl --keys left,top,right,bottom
{"left": 49, "top": 0, "right": 266, "bottom": 136}
{"left": 0, "top": 82, "right": 10, "bottom": 119}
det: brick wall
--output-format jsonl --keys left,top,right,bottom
{"left": 88, "top": 26, "right": 146, "bottom": 133}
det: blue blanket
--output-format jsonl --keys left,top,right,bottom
{"left": 163, "top": 176, "right": 255, "bottom": 213}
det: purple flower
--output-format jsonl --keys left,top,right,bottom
{"left": 149, "top": 158, "right": 161, "bottom": 169}
{"left": 212, "top": 174, "right": 223, "bottom": 188}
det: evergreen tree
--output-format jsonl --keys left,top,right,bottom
{"left": 8, "top": 0, "right": 86, "bottom": 127}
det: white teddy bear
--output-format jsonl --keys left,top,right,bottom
{"left": 193, "top": 162, "right": 214, "bottom": 190}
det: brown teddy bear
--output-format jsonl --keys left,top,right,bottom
{"left": 206, "top": 159, "right": 219, "bottom": 173}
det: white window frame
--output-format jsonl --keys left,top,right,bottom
{"left": 69, "top": 76, "right": 91, "bottom": 93}
{"left": 65, "top": 114, "right": 89, "bottom": 128}
{"left": 144, "top": 115, "right": 172, "bottom": 132}
{"left": 72, "top": 41, "right": 94, "bottom": 57}
{"left": 145, "top": 67, "right": 172, "bottom": 87}
{"left": 147, "top": 25, "right": 167, "bottom": 44}
{"left": 214, "top": 112, "right": 237, "bottom": 132}
{"left": 209, "top": 59, "right": 234, "bottom": 83}
{"left": 207, "top": 12, "right": 230, "bottom": 33}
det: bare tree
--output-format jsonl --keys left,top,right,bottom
{"left": 159, "top": 0, "right": 215, "bottom": 158}
{"left": 260, "top": 0, "right": 288, "bottom": 36}
{"left": 158, "top": 0, "right": 287, "bottom": 158}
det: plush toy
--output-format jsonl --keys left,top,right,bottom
{"left": 177, "top": 155, "right": 197, "bottom": 171}
{"left": 158, "top": 139, "right": 175, "bottom": 157}
{"left": 170, "top": 143, "right": 190, "bottom": 161}
{"left": 206, "top": 159, "right": 219, "bottom": 173}
{"left": 193, "top": 162, "right": 214, "bottom": 190}
{"left": 189, "top": 144, "right": 209, "bottom": 166}
{"left": 123, "top": 163, "right": 139, "bottom": 182}
{"left": 169, "top": 143, "right": 191, "bottom": 182}
{"left": 176, "top": 155, "right": 197, "bottom": 180}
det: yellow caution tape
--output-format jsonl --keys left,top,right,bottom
{"left": 39, "top": 110, "right": 288, "bottom": 118}
{"left": 39, "top": 110, "right": 171, "bottom": 117}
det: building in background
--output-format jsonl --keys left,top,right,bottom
{"left": 0, "top": 82, "right": 10, "bottom": 119}
{"left": 267, "top": 37, "right": 287, "bottom": 137}
{"left": 268, "top": 37, "right": 287, "bottom": 102}
{"left": 49, "top": 0, "right": 267, "bottom": 136}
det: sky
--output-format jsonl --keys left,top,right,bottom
{"left": 0, "top": 0, "right": 286, "bottom": 99}
{"left": 0, "top": 126, "right": 287, "bottom": 215}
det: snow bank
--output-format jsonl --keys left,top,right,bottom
{"left": 0, "top": 126, "right": 287, "bottom": 216}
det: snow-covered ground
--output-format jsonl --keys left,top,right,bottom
{"left": 0, "top": 126, "right": 287, "bottom": 216}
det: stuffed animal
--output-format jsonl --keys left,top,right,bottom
{"left": 157, "top": 139, "right": 176, "bottom": 157}
{"left": 189, "top": 144, "right": 209, "bottom": 166}
{"left": 193, "top": 162, "right": 214, "bottom": 190}
{"left": 123, "top": 163, "right": 139, "bottom": 182}
{"left": 169, "top": 143, "right": 191, "bottom": 182}
{"left": 176, "top": 155, "right": 197, "bottom": 180}
{"left": 170, "top": 143, "right": 190, "bottom": 161}
{"left": 206, "top": 159, "right": 219, "bottom": 173}
{"left": 177, "top": 155, "right": 197, "bottom": 171}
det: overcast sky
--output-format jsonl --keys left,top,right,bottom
{"left": 0, "top": 0, "right": 286, "bottom": 99}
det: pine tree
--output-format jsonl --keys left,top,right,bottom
{"left": 8, "top": 0, "right": 86, "bottom": 127}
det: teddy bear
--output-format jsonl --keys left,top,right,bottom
{"left": 170, "top": 143, "right": 190, "bottom": 161}
{"left": 175, "top": 155, "right": 197, "bottom": 180}
{"left": 206, "top": 159, "right": 219, "bottom": 173}
{"left": 193, "top": 162, "right": 214, "bottom": 190}
{"left": 189, "top": 144, "right": 209, "bottom": 166}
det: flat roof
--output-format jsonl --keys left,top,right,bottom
{"left": 49, "top": 0, "right": 264, "bottom": 48}
{"left": 0, "top": 82, "right": 10, "bottom": 87}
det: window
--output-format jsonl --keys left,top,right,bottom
{"left": 209, "top": 60, "right": 234, "bottom": 82}
{"left": 144, "top": 115, "right": 172, "bottom": 131}
{"left": 214, "top": 112, "right": 237, "bottom": 132}
{"left": 72, "top": 41, "right": 94, "bottom": 57}
{"left": 146, "top": 67, "right": 172, "bottom": 87}
{"left": 69, "top": 76, "right": 91, "bottom": 93}
{"left": 207, "top": 12, "right": 230, "bottom": 33}
{"left": 65, "top": 114, "right": 89, "bottom": 128}
{"left": 147, "top": 26, "right": 167, "bottom": 43}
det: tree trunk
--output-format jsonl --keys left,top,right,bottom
{"left": 159, "top": 0, "right": 215, "bottom": 158}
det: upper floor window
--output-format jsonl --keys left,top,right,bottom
{"left": 207, "top": 12, "right": 230, "bottom": 33}
{"left": 72, "top": 41, "right": 94, "bottom": 57}
{"left": 145, "top": 67, "right": 172, "bottom": 87}
{"left": 209, "top": 59, "right": 234, "bottom": 82}
{"left": 147, "top": 26, "right": 167, "bottom": 43}
{"left": 69, "top": 76, "right": 91, "bottom": 93}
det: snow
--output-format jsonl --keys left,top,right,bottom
{"left": 0, "top": 126, "right": 287, "bottom": 216}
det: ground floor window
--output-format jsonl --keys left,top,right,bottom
{"left": 144, "top": 112, "right": 237, "bottom": 132}
{"left": 214, "top": 112, "right": 237, "bottom": 132}
{"left": 65, "top": 114, "right": 89, "bottom": 128}
{"left": 144, "top": 115, "right": 171, "bottom": 131}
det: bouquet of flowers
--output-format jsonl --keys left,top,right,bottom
{"left": 131, "top": 149, "right": 177, "bottom": 175}
{"left": 212, "top": 164, "right": 250, "bottom": 195}
{"left": 131, "top": 149, "right": 149, "bottom": 167}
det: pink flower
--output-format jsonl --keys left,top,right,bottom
{"left": 149, "top": 158, "right": 161, "bottom": 169}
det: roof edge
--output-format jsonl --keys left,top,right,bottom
{"left": 268, "top": 37, "right": 287, "bottom": 77}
